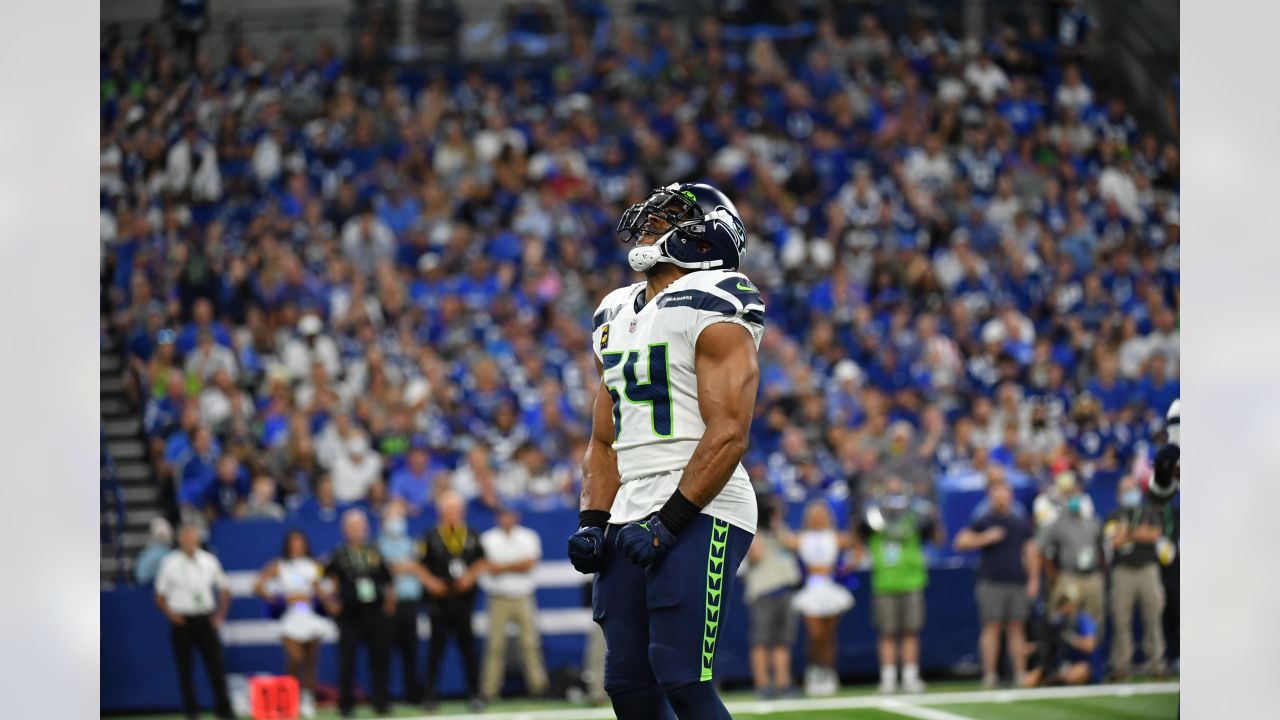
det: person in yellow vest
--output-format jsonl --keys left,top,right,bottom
{"left": 853, "top": 475, "right": 943, "bottom": 694}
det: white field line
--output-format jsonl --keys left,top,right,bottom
{"left": 880, "top": 698, "right": 977, "bottom": 720}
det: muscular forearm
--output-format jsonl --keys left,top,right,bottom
{"left": 677, "top": 420, "right": 749, "bottom": 506}
{"left": 580, "top": 437, "right": 621, "bottom": 512}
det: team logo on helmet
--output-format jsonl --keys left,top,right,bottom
{"left": 708, "top": 205, "right": 747, "bottom": 252}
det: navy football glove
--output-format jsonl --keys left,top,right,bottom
{"left": 616, "top": 515, "right": 678, "bottom": 568}
{"left": 567, "top": 525, "right": 606, "bottom": 574}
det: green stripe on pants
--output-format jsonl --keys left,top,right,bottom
{"left": 701, "top": 518, "right": 730, "bottom": 681}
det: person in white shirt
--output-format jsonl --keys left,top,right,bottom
{"left": 964, "top": 54, "right": 1010, "bottom": 103}
{"left": 184, "top": 329, "right": 239, "bottom": 383}
{"left": 478, "top": 507, "right": 549, "bottom": 701}
{"left": 281, "top": 314, "right": 342, "bottom": 382}
{"left": 903, "top": 135, "right": 955, "bottom": 193}
{"left": 332, "top": 434, "right": 384, "bottom": 504}
{"left": 198, "top": 367, "right": 253, "bottom": 433}
{"left": 154, "top": 524, "right": 234, "bottom": 719}
{"left": 1054, "top": 64, "right": 1094, "bottom": 114}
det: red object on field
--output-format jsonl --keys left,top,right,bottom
{"left": 249, "top": 675, "right": 299, "bottom": 719}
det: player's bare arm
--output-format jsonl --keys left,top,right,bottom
{"left": 567, "top": 357, "right": 620, "bottom": 574}
{"left": 581, "top": 357, "right": 622, "bottom": 513}
{"left": 676, "top": 321, "right": 759, "bottom": 506}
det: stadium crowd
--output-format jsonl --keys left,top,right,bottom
{"left": 102, "top": 0, "right": 1178, "bottom": 706}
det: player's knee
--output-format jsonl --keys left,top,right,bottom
{"left": 607, "top": 686, "right": 676, "bottom": 720}
{"left": 648, "top": 639, "right": 698, "bottom": 692}
{"left": 665, "top": 680, "right": 730, "bottom": 720}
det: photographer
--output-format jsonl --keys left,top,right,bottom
{"left": 852, "top": 475, "right": 942, "bottom": 694}
{"left": 1023, "top": 584, "right": 1097, "bottom": 687}
{"left": 1039, "top": 476, "right": 1106, "bottom": 632}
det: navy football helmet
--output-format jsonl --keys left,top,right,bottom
{"left": 616, "top": 182, "right": 747, "bottom": 272}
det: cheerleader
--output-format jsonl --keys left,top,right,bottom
{"left": 254, "top": 530, "right": 327, "bottom": 718}
{"left": 783, "top": 500, "right": 855, "bottom": 696}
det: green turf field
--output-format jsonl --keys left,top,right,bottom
{"left": 107, "top": 680, "right": 1178, "bottom": 719}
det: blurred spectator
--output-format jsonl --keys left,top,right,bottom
{"left": 478, "top": 507, "right": 548, "bottom": 702}
{"left": 854, "top": 476, "right": 941, "bottom": 694}
{"left": 1055, "top": 64, "right": 1093, "bottom": 113}
{"left": 184, "top": 328, "right": 238, "bottom": 384}
{"left": 414, "top": 491, "right": 486, "bottom": 710}
{"left": 1033, "top": 471, "right": 1095, "bottom": 536}
{"left": 253, "top": 530, "right": 325, "bottom": 719}
{"left": 332, "top": 434, "right": 383, "bottom": 504}
{"left": 199, "top": 368, "right": 252, "bottom": 433}
{"left": 388, "top": 435, "right": 441, "bottom": 516}
{"left": 788, "top": 501, "right": 854, "bottom": 697}
{"left": 282, "top": 314, "right": 342, "bottom": 382}
{"left": 451, "top": 445, "right": 502, "bottom": 509}
{"left": 378, "top": 503, "right": 424, "bottom": 705}
{"left": 954, "top": 481, "right": 1039, "bottom": 688}
{"left": 1104, "top": 476, "right": 1167, "bottom": 680}
{"left": 293, "top": 473, "right": 344, "bottom": 523}
{"left": 202, "top": 455, "right": 249, "bottom": 522}
{"left": 965, "top": 53, "right": 1010, "bottom": 103}
{"left": 322, "top": 509, "right": 394, "bottom": 717}
{"left": 162, "top": 0, "right": 208, "bottom": 70}
{"left": 1057, "top": 0, "right": 1094, "bottom": 53}
{"left": 1022, "top": 583, "right": 1097, "bottom": 687}
{"left": 165, "top": 122, "right": 221, "bottom": 203}
{"left": 145, "top": 367, "right": 189, "bottom": 441}
{"left": 135, "top": 517, "right": 175, "bottom": 586}
{"left": 1039, "top": 478, "right": 1105, "bottom": 628}
{"left": 178, "top": 426, "right": 219, "bottom": 513}
{"left": 342, "top": 204, "right": 396, "bottom": 278}
{"left": 498, "top": 443, "right": 574, "bottom": 511}
{"left": 154, "top": 524, "right": 234, "bottom": 719}
{"left": 243, "top": 474, "right": 286, "bottom": 520}
{"left": 744, "top": 498, "right": 802, "bottom": 699}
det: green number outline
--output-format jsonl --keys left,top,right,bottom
{"left": 601, "top": 351, "right": 625, "bottom": 440}
{"left": 602, "top": 343, "right": 673, "bottom": 438}
{"left": 621, "top": 342, "right": 673, "bottom": 438}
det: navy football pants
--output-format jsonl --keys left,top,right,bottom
{"left": 592, "top": 514, "right": 753, "bottom": 698}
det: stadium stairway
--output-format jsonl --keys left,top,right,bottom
{"left": 100, "top": 336, "right": 162, "bottom": 586}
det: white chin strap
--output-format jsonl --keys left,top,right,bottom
{"left": 628, "top": 228, "right": 725, "bottom": 272}
{"left": 628, "top": 243, "right": 665, "bottom": 272}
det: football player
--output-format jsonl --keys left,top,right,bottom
{"left": 567, "top": 183, "right": 763, "bottom": 720}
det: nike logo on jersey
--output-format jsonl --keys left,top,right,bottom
{"left": 735, "top": 281, "right": 754, "bottom": 291}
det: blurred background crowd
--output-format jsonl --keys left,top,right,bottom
{"left": 100, "top": 0, "right": 1179, "bottom": 710}
{"left": 101, "top": 0, "right": 1178, "bottom": 526}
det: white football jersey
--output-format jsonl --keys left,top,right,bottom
{"left": 590, "top": 269, "right": 765, "bottom": 533}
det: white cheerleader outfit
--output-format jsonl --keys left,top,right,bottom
{"left": 275, "top": 558, "right": 330, "bottom": 643}
{"left": 790, "top": 530, "right": 855, "bottom": 618}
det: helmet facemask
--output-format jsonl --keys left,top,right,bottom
{"left": 620, "top": 185, "right": 745, "bottom": 273}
